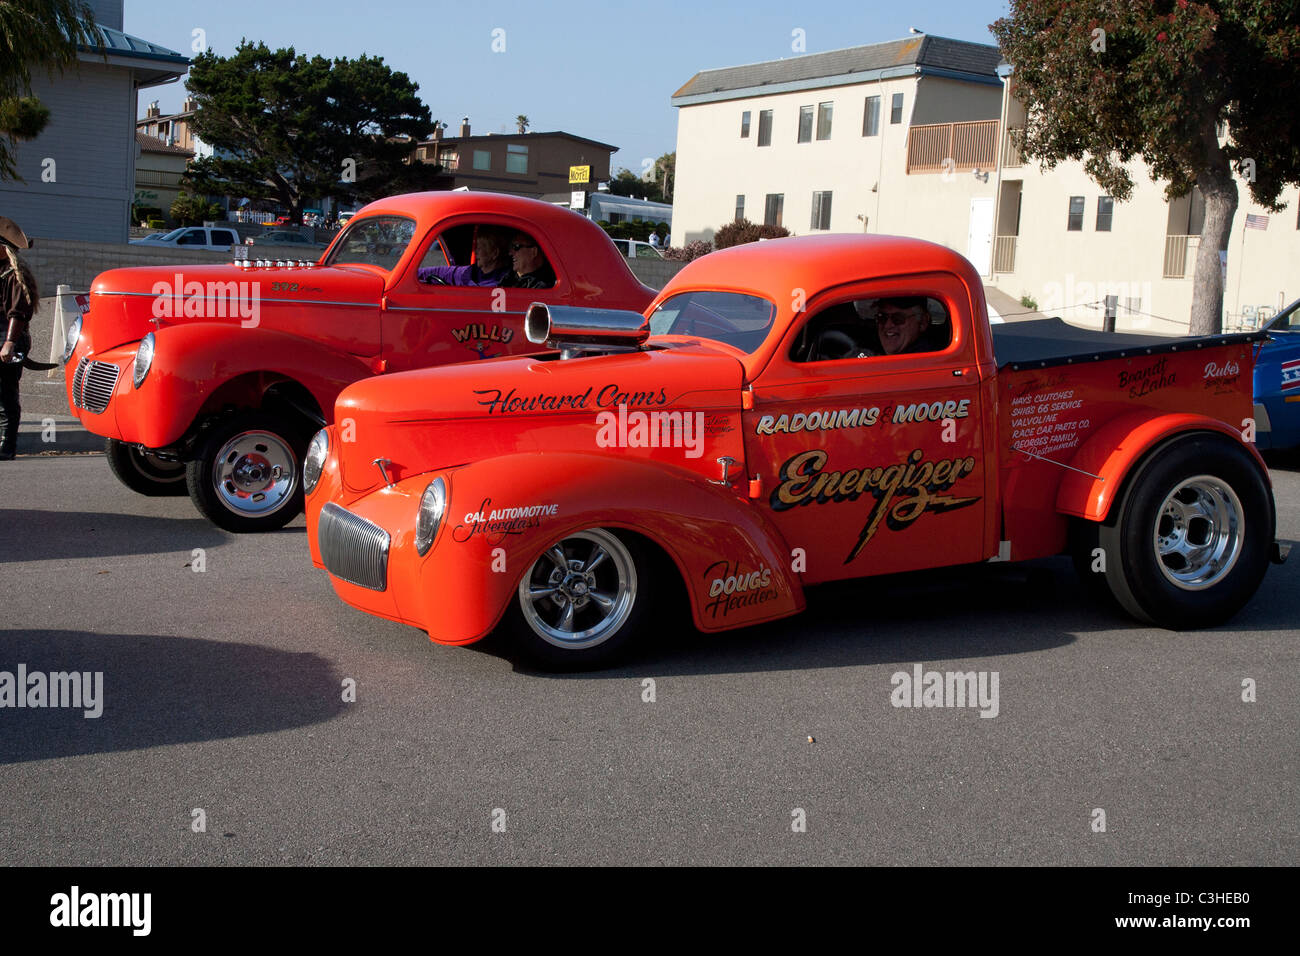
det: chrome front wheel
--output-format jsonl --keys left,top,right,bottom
{"left": 186, "top": 411, "right": 308, "bottom": 533}
{"left": 508, "top": 528, "right": 653, "bottom": 669}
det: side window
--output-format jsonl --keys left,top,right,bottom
{"left": 635, "top": 244, "right": 660, "bottom": 258}
{"left": 177, "top": 229, "right": 204, "bottom": 246}
{"left": 790, "top": 296, "right": 952, "bottom": 362}
{"left": 214, "top": 230, "right": 237, "bottom": 246}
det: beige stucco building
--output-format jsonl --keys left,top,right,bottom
{"left": 671, "top": 35, "right": 1298, "bottom": 332}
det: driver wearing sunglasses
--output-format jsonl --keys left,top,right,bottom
{"left": 871, "top": 297, "right": 932, "bottom": 355}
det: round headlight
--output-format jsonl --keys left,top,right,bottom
{"left": 132, "top": 332, "right": 154, "bottom": 388}
{"left": 62, "top": 315, "right": 82, "bottom": 364}
{"left": 414, "top": 477, "right": 446, "bottom": 556}
{"left": 303, "top": 428, "right": 330, "bottom": 495}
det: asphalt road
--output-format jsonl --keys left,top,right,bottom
{"left": 0, "top": 452, "right": 1296, "bottom": 866}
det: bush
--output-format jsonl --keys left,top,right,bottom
{"left": 170, "top": 192, "right": 222, "bottom": 226}
{"left": 663, "top": 240, "right": 713, "bottom": 262}
{"left": 147, "top": 219, "right": 165, "bottom": 229}
{"left": 1019, "top": 294, "right": 1038, "bottom": 310}
{"left": 712, "top": 217, "right": 791, "bottom": 249}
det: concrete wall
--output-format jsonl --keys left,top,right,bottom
{"left": 627, "top": 258, "right": 686, "bottom": 290}
{"left": 0, "top": 63, "right": 136, "bottom": 244}
{"left": 24, "top": 239, "right": 225, "bottom": 295}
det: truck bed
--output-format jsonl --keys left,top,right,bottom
{"left": 992, "top": 318, "right": 1266, "bottom": 371}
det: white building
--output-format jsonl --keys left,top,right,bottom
{"left": 670, "top": 35, "right": 1298, "bottom": 331}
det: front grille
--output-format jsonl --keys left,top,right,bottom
{"left": 72, "top": 358, "right": 120, "bottom": 413}
{"left": 318, "top": 503, "right": 390, "bottom": 591}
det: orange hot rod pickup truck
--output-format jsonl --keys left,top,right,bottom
{"left": 63, "top": 193, "right": 653, "bottom": 532}
{"left": 304, "top": 234, "right": 1287, "bottom": 668}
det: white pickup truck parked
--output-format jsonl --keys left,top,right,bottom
{"left": 130, "top": 225, "right": 240, "bottom": 253}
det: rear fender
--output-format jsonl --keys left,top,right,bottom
{"left": 414, "top": 453, "right": 805, "bottom": 644}
{"left": 1056, "top": 411, "right": 1266, "bottom": 523}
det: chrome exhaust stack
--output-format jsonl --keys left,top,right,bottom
{"left": 525, "top": 303, "right": 650, "bottom": 359}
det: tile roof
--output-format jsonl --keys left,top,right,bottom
{"left": 136, "top": 130, "right": 193, "bottom": 157}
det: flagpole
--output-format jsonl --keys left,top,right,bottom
{"left": 1234, "top": 217, "right": 1246, "bottom": 327}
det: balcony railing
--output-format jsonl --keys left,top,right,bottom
{"left": 135, "top": 168, "right": 184, "bottom": 188}
{"left": 1002, "top": 127, "right": 1023, "bottom": 168}
{"left": 993, "top": 236, "right": 1017, "bottom": 274}
{"left": 906, "top": 120, "right": 998, "bottom": 174}
{"left": 1162, "top": 234, "right": 1200, "bottom": 279}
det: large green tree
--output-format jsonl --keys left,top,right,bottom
{"left": 992, "top": 1, "right": 1300, "bottom": 334}
{"left": 0, "top": 0, "right": 100, "bottom": 179}
{"left": 184, "top": 40, "right": 442, "bottom": 222}
{"left": 608, "top": 151, "right": 674, "bottom": 203}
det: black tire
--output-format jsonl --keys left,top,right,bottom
{"left": 1097, "top": 433, "right": 1273, "bottom": 629}
{"left": 503, "top": 528, "right": 655, "bottom": 670}
{"left": 185, "top": 411, "right": 310, "bottom": 533}
{"left": 104, "top": 438, "right": 188, "bottom": 496}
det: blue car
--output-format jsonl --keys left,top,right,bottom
{"left": 1254, "top": 297, "right": 1300, "bottom": 450}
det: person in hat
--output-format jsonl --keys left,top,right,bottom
{"left": 0, "top": 216, "right": 37, "bottom": 460}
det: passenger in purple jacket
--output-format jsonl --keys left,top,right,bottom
{"left": 417, "top": 226, "right": 511, "bottom": 286}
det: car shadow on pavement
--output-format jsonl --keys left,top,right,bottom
{"left": 0, "top": 629, "right": 346, "bottom": 764}
{"left": 0, "top": 509, "right": 230, "bottom": 563}
{"left": 523, "top": 555, "right": 1295, "bottom": 678}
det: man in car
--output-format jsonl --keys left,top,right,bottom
{"left": 500, "top": 233, "right": 556, "bottom": 289}
{"left": 417, "top": 226, "right": 511, "bottom": 286}
{"left": 872, "top": 297, "right": 934, "bottom": 355}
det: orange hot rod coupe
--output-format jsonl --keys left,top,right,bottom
{"left": 63, "top": 193, "right": 653, "bottom": 532}
{"left": 304, "top": 234, "right": 1287, "bottom": 668}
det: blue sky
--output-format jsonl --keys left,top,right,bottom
{"left": 126, "top": 0, "right": 1012, "bottom": 176}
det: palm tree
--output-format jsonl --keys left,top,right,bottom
{"left": 516, "top": 114, "right": 529, "bottom": 134}
{"left": 0, "top": 0, "right": 100, "bottom": 179}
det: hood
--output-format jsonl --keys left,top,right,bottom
{"left": 83, "top": 263, "right": 383, "bottom": 354}
{"left": 334, "top": 344, "right": 748, "bottom": 497}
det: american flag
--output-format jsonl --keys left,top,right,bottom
{"left": 1245, "top": 214, "right": 1269, "bottom": 230}
{"left": 1282, "top": 359, "right": 1300, "bottom": 391}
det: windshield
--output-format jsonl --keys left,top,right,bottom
{"left": 649, "top": 291, "right": 777, "bottom": 354}
{"left": 159, "top": 228, "right": 189, "bottom": 241}
{"left": 322, "top": 215, "right": 417, "bottom": 270}
{"left": 1264, "top": 298, "right": 1300, "bottom": 332}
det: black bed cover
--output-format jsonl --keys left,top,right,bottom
{"left": 992, "top": 318, "right": 1267, "bottom": 371}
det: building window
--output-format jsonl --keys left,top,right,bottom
{"left": 890, "top": 92, "right": 904, "bottom": 125}
{"left": 1096, "top": 196, "right": 1114, "bottom": 231}
{"left": 1068, "top": 196, "right": 1085, "bottom": 231}
{"left": 816, "top": 102, "right": 833, "bottom": 140}
{"left": 764, "top": 193, "right": 784, "bottom": 227}
{"left": 811, "top": 191, "right": 832, "bottom": 230}
{"left": 473, "top": 149, "right": 491, "bottom": 171}
{"left": 757, "top": 110, "right": 773, "bottom": 147}
{"left": 735, "top": 195, "right": 745, "bottom": 222}
{"left": 741, "top": 111, "right": 751, "bottom": 138}
{"left": 506, "top": 144, "right": 528, "bottom": 174}
{"left": 863, "top": 96, "right": 880, "bottom": 136}
{"left": 798, "top": 105, "right": 813, "bottom": 143}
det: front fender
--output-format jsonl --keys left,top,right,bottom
{"left": 333, "top": 452, "right": 806, "bottom": 645}
{"left": 126, "top": 324, "right": 373, "bottom": 448}
{"left": 1056, "top": 411, "right": 1266, "bottom": 522}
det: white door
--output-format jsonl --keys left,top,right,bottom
{"left": 967, "top": 198, "right": 994, "bottom": 276}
